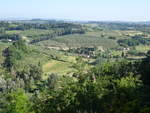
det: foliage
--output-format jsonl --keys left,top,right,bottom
{"left": 138, "top": 50, "right": 150, "bottom": 86}
{"left": 0, "top": 34, "right": 21, "bottom": 41}
{"left": 118, "top": 36, "right": 150, "bottom": 47}
{"left": 91, "top": 60, "right": 140, "bottom": 77}
{"left": 35, "top": 75, "right": 145, "bottom": 113}
{"left": 3, "top": 39, "right": 28, "bottom": 71}
{"left": 3, "top": 89, "right": 31, "bottom": 113}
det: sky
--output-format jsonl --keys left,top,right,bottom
{"left": 0, "top": 0, "right": 150, "bottom": 21}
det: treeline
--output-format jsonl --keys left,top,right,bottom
{"left": 88, "top": 21, "right": 150, "bottom": 31}
{"left": 118, "top": 35, "right": 150, "bottom": 46}
{"left": 0, "top": 34, "right": 21, "bottom": 41}
{"left": 0, "top": 21, "right": 84, "bottom": 30}
{"left": 30, "top": 28, "right": 85, "bottom": 44}
{"left": 0, "top": 21, "right": 85, "bottom": 43}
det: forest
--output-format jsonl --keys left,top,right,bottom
{"left": 0, "top": 20, "right": 150, "bottom": 113}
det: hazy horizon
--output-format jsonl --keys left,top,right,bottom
{"left": 0, "top": 0, "right": 150, "bottom": 22}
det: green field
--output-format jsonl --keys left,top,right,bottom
{"left": 135, "top": 45, "right": 150, "bottom": 53}
{"left": 37, "top": 31, "right": 120, "bottom": 49}
{"left": 43, "top": 59, "right": 75, "bottom": 75}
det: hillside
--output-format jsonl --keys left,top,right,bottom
{"left": 0, "top": 21, "right": 150, "bottom": 113}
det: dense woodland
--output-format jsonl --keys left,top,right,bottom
{"left": 0, "top": 20, "right": 150, "bottom": 113}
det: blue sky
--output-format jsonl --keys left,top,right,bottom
{"left": 0, "top": 0, "right": 150, "bottom": 21}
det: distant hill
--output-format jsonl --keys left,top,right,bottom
{"left": 136, "top": 21, "right": 150, "bottom": 25}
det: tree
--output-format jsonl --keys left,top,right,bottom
{"left": 3, "top": 39, "right": 28, "bottom": 71}
{"left": 16, "top": 64, "right": 43, "bottom": 91}
{"left": 34, "top": 73, "right": 144, "bottom": 113}
{"left": 138, "top": 50, "right": 150, "bottom": 86}
{"left": 4, "top": 89, "right": 31, "bottom": 113}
